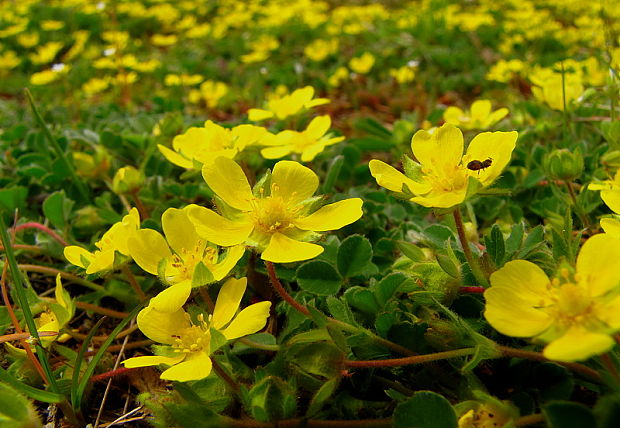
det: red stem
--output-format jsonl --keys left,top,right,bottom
{"left": 90, "top": 367, "right": 137, "bottom": 383}
{"left": 265, "top": 261, "right": 309, "bottom": 316}
{"left": 459, "top": 286, "right": 486, "bottom": 294}
{"left": 13, "top": 222, "right": 68, "bottom": 246}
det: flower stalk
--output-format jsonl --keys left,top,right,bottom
{"left": 453, "top": 207, "right": 489, "bottom": 287}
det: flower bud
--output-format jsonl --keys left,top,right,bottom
{"left": 73, "top": 206, "right": 107, "bottom": 230}
{"left": 73, "top": 147, "right": 110, "bottom": 179}
{"left": 543, "top": 148, "right": 584, "bottom": 181}
{"left": 112, "top": 166, "right": 144, "bottom": 194}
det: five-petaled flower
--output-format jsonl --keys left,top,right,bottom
{"left": 484, "top": 234, "right": 620, "bottom": 362}
{"left": 260, "top": 115, "right": 344, "bottom": 162}
{"left": 122, "top": 277, "right": 271, "bottom": 382}
{"left": 589, "top": 171, "right": 620, "bottom": 237}
{"left": 369, "top": 123, "right": 517, "bottom": 208}
{"left": 443, "top": 99, "right": 508, "bottom": 130}
{"left": 188, "top": 157, "right": 363, "bottom": 263}
{"left": 127, "top": 206, "right": 245, "bottom": 312}
{"left": 64, "top": 208, "right": 140, "bottom": 274}
{"left": 248, "top": 86, "right": 329, "bottom": 122}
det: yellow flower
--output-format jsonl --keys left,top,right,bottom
{"left": 158, "top": 121, "right": 268, "bottom": 170}
{"left": 127, "top": 206, "right": 245, "bottom": 312}
{"left": 328, "top": 66, "right": 349, "bottom": 87}
{"left": 82, "top": 77, "right": 111, "bottom": 96}
{"left": 17, "top": 32, "right": 39, "bottom": 48}
{"left": 30, "top": 64, "right": 70, "bottom": 86}
{"left": 122, "top": 277, "right": 271, "bottom": 382}
{"left": 261, "top": 115, "right": 344, "bottom": 162}
{"left": 443, "top": 100, "right": 509, "bottom": 130}
{"left": 64, "top": 208, "right": 140, "bottom": 274}
{"left": 530, "top": 70, "right": 583, "bottom": 111}
{"left": 29, "top": 42, "right": 64, "bottom": 65}
{"left": 188, "top": 80, "right": 229, "bottom": 108}
{"left": 484, "top": 234, "right": 620, "bottom": 362}
{"left": 349, "top": 52, "right": 375, "bottom": 74}
{"left": 589, "top": 171, "right": 620, "bottom": 236}
{"left": 188, "top": 158, "right": 363, "bottom": 263}
{"left": 369, "top": 123, "right": 517, "bottom": 208}
{"left": 304, "top": 39, "right": 339, "bottom": 62}
{"left": 151, "top": 34, "right": 178, "bottom": 47}
{"left": 389, "top": 65, "right": 416, "bottom": 84}
{"left": 41, "top": 20, "right": 65, "bottom": 31}
{"left": 248, "top": 86, "right": 330, "bottom": 121}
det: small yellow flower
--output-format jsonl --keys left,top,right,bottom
{"left": 443, "top": 100, "right": 509, "bottom": 130}
{"left": 188, "top": 80, "right": 229, "bottom": 108}
{"left": 389, "top": 65, "right": 416, "bottom": 84}
{"left": 41, "top": 20, "right": 65, "bottom": 31}
{"left": 484, "top": 234, "right": 620, "bottom": 361}
{"left": 151, "top": 34, "right": 178, "bottom": 47}
{"left": 530, "top": 70, "right": 583, "bottom": 111}
{"left": 304, "top": 39, "right": 339, "bottom": 62}
{"left": 328, "top": 66, "right": 349, "bottom": 87}
{"left": 590, "top": 171, "right": 620, "bottom": 236}
{"left": 349, "top": 52, "right": 375, "bottom": 74}
{"left": 122, "top": 277, "right": 271, "bottom": 382}
{"left": 369, "top": 123, "right": 517, "bottom": 208}
{"left": 64, "top": 208, "right": 140, "bottom": 274}
{"left": 158, "top": 121, "right": 268, "bottom": 170}
{"left": 127, "top": 206, "right": 245, "bottom": 312}
{"left": 248, "top": 86, "right": 329, "bottom": 121}
{"left": 29, "top": 42, "right": 64, "bottom": 65}
{"left": 188, "top": 158, "right": 363, "bottom": 263}
{"left": 0, "top": 50, "right": 20, "bottom": 70}
{"left": 261, "top": 115, "right": 344, "bottom": 162}
{"left": 30, "top": 64, "right": 70, "bottom": 86}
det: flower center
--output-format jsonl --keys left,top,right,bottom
{"left": 172, "top": 325, "right": 210, "bottom": 354}
{"left": 250, "top": 195, "right": 296, "bottom": 233}
{"left": 168, "top": 240, "right": 212, "bottom": 282}
{"left": 545, "top": 271, "right": 596, "bottom": 329}
{"left": 422, "top": 164, "right": 469, "bottom": 194}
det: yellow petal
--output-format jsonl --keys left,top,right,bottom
{"left": 368, "top": 160, "right": 430, "bottom": 194}
{"left": 137, "top": 305, "right": 190, "bottom": 344}
{"left": 158, "top": 144, "right": 193, "bottom": 169}
{"left": 64, "top": 246, "right": 93, "bottom": 269}
{"left": 464, "top": 131, "right": 518, "bottom": 187}
{"left": 261, "top": 145, "right": 293, "bottom": 160}
{"left": 211, "top": 277, "right": 247, "bottom": 329}
{"left": 305, "top": 115, "right": 330, "bottom": 140}
{"left": 293, "top": 198, "right": 363, "bottom": 231}
{"left": 484, "top": 286, "right": 553, "bottom": 337}
{"left": 601, "top": 218, "right": 620, "bottom": 238}
{"left": 410, "top": 188, "right": 467, "bottom": 208}
{"left": 187, "top": 206, "right": 253, "bottom": 246}
{"left": 220, "top": 301, "right": 271, "bottom": 340}
{"left": 160, "top": 351, "right": 212, "bottom": 382}
{"left": 411, "top": 123, "right": 463, "bottom": 173}
{"left": 489, "top": 260, "right": 552, "bottom": 304}
{"left": 150, "top": 281, "right": 192, "bottom": 313}
{"left": 127, "top": 229, "right": 172, "bottom": 275}
{"left": 211, "top": 245, "right": 246, "bottom": 281}
{"left": 271, "top": 161, "right": 319, "bottom": 205}
{"left": 248, "top": 108, "right": 274, "bottom": 121}
{"left": 543, "top": 327, "right": 614, "bottom": 362}
{"left": 487, "top": 107, "right": 509, "bottom": 126}
{"left": 123, "top": 355, "right": 185, "bottom": 368}
{"left": 601, "top": 189, "right": 620, "bottom": 214}
{"left": 576, "top": 233, "right": 620, "bottom": 296}
{"left": 261, "top": 232, "right": 323, "bottom": 263}
{"left": 162, "top": 207, "right": 200, "bottom": 256}
{"left": 300, "top": 144, "right": 326, "bottom": 162}
{"left": 470, "top": 100, "right": 492, "bottom": 122}
{"left": 202, "top": 157, "right": 253, "bottom": 211}
{"left": 85, "top": 250, "right": 116, "bottom": 274}
{"left": 443, "top": 106, "right": 465, "bottom": 125}
{"left": 305, "top": 97, "right": 330, "bottom": 108}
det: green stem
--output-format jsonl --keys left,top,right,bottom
{"left": 344, "top": 348, "right": 476, "bottom": 368}
{"left": 561, "top": 62, "right": 569, "bottom": 142}
{"left": 15, "top": 264, "right": 105, "bottom": 293}
{"left": 564, "top": 181, "right": 590, "bottom": 229}
{"left": 265, "top": 261, "right": 415, "bottom": 356}
{"left": 237, "top": 337, "right": 280, "bottom": 352}
{"left": 453, "top": 207, "right": 489, "bottom": 287}
{"left": 0, "top": 217, "right": 58, "bottom": 389}
{"left": 24, "top": 89, "right": 91, "bottom": 203}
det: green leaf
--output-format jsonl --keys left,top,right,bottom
{"left": 504, "top": 221, "right": 524, "bottom": 258}
{"left": 0, "top": 366, "right": 64, "bottom": 403}
{"left": 296, "top": 260, "right": 342, "bottom": 295}
{"left": 602, "top": 121, "right": 620, "bottom": 147}
{"left": 0, "top": 383, "right": 42, "bottom": 427}
{"left": 393, "top": 391, "right": 457, "bottom": 428}
{"left": 372, "top": 273, "right": 409, "bottom": 306}
{"left": 326, "top": 296, "right": 355, "bottom": 324}
{"left": 321, "top": 155, "right": 344, "bottom": 193}
{"left": 594, "top": 394, "right": 620, "bottom": 428}
{"left": 249, "top": 376, "right": 297, "bottom": 422}
{"left": 42, "top": 190, "right": 74, "bottom": 230}
{"left": 517, "top": 225, "right": 545, "bottom": 258}
{"left": 543, "top": 401, "right": 596, "bottom": 428}
{"left": 344, "top": 286, "right": 380, "bottom": 314}
{"left": 436, "top": 253, "right": 460, "bottom": 278}
{"left": 210, "top": 327, "right": 228, "bottom": 353}
{"left": 0, "top": 186, "right": 27, "bottom": 214}
{"left": 288, "top": 342, "right": 344, "bottom": 379}
{"left": 337, "top": 234, "right": 373, "bottom": 278}
{"left": 192, "top": 262, "right": 215, "bottom": 287}
{"left": 353, "top": 117, "right": 393, "bottom": 139}
{"left": 306, "top": 378, "right": 339, "bottom": 417}
{"left": 396, "top": 240, "right": 427, "bottom": 262}
{"left": 484, "top": 224, "right": 505, "bottom": 267}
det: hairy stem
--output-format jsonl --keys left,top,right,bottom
{"left": 453, "top": 207, "right": 489, "bottom": 287}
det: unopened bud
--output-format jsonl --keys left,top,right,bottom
{"left": 112, "top": 166, "right": 144, "bottom": 194}
{"left": 543, "top": 148, "right": 584, "bottom": 181}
